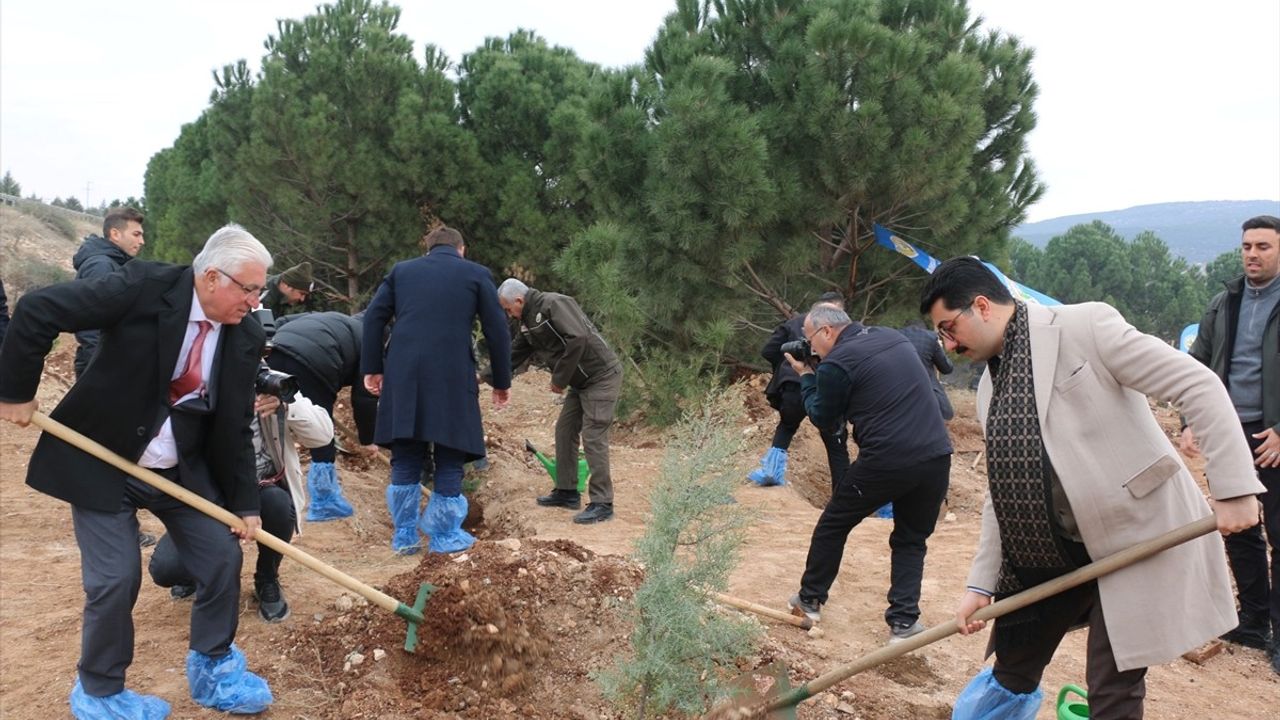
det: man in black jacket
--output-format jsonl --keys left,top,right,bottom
{"left": 0, "top": 277, "right": 9, "bottom": 349}
{"left": 496, "top": 278, "right": 622, "bottom": 524}
{"left": 899, "top": 322, "right": 955, "bottom": 421}
{"left": 72, "top": 206, "right": 154, "bottom": 548}
{"left": 0, "top": 224, "right": 274, "bottom": 715}
{"left": 268, "top": 311, "right": 378, "bottom": 520}
{"left": 784, "top": 303, "right": 952, "bottom": 643}
{"left": 1182, "top": 214, "right": 1280, "bottom": 673}
{"left": 72, "top": 207, "right": 145, "bottom": 377}
{"left": 752, "top": 292, "right": 850, "bottom": 489}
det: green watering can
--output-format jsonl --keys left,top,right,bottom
{"left": 524, "top": 439, "right": 589, "bottom": 493}
{"left": 1057, "top": 684, "right": 1089, "bottom": 720}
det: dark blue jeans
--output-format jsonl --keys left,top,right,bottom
{"left": 391, "top": 440, "right": 466, "bottom": 496}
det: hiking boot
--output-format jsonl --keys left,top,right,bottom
{"left": 536, "top": 489, "right": 582, "bottom": 509}
{"left": 138, "top": 531, "right": 157, "bottom": 548}
{"left": 888, "top": 620, "right": 927, "bottom": 643}
{"left": 573, "top": 503, "right": 614, "bottom": 524}
{"left": 788, "top": 594, "right": 821, "bottom": 623}
{"left": 170, "top": 583, "right": 196, "bottom": 600}
{"left": 1220, "top": 616, "right": 1271, "bottom": 650}
{"left": 254, "top": 580, "right": 290, "bottom": 623}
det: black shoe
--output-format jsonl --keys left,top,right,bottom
{"left": 1220, "top": 619, "right": 1271, "bottom": 650}
{"left": 536, "top": 489, "right": 582, "bottom": 509}
{"left": 254, "top": 580, "right": 290, "bottom": 623}
{"left": 170, "top": 583, "right": 195, "bottom": 600}
{"left": 138, "top": 531, "right": 157, "bottom": 548}
{"left": 573, "top": 503, "right": 614, "bottom": 524}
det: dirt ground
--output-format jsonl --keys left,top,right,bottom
{"left": 1, "top": 227, "right": 1277, "bottom": 717}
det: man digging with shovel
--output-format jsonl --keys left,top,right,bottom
{"left": 921, "top": 257, "right": 1262, "bottom": 720}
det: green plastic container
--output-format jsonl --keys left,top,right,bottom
{"left": 525, "top": 440, "right": 589, "bottom": 493}
{"left": 1057, "top": 684, "right": 1088, "bottom": 720}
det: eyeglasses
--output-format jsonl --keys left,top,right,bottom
{"left": 935, "top": 304, "right": 973, "bottom": 343}
{"left": 216, "top": 268, "right": 264, "bottom": 297}
{"left": 803, "top": 325, "right": 831, "bottom": 343}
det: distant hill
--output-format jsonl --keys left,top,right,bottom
{"left": 1013, "top": 200, "right": 1280, "bottom": 264}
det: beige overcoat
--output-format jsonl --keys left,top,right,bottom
{"left": 969, "top": 302, "right": 1263, "bottom": 671}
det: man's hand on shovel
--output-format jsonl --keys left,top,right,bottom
{"left": 0, "top": 399, "right": 38, "bottom": 427}
{"left": 954, "top": 590, "right": 993, "bottom": 636}
{"left": 1212, "top": 495, "right": 1262, "bottom": 535}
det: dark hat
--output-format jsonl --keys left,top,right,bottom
{"left": 279, "top": 262, "right": 314, "bottom": 291}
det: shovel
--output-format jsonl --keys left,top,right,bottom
{"left": 29, "top": 411, "right": 437, "bottom": 653}
{"left": 714, "top": 514, "right": 1221, "bottom": 719}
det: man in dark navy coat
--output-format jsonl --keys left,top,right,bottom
{"left": 0, "top": 224, "right": 275, "bottom": 716}
{"left": 361, "top": 226, "right": 512, "bottom": 555}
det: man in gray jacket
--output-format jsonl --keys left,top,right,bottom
{"left": 1183, "top": 214, "right": 1280, "bottom": 673}
{"left": 496, "top": 279, "right": 622, "bottom": 524}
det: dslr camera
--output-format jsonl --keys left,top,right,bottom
{"left": 255, "top": 362, "right": 299, "bottom": 403}
{"left": 780, "top": 338, "right": 816, "bottom": 361}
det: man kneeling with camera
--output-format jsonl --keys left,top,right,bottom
{"left": 149, "top": 363, "right": 334, "bottom": 622}
{"left": 784, "top": 303, "right": 953, "bottom": 643}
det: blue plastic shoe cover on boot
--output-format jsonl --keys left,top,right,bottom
{"left": 875, "top": 502, "right": 894, "bottom": 519}
{"left": 386, "top": 484, "right": 422, "bottom": 554}
{"left": 748, "top": 447, "right": 788, "bottom": 486}
{"left": 951, "top": 667, "right": 1041, "bottom": 720}
{"left": 419, "top": 492, "right": 476, "bottom": 553}
{"left": 186, "top": 644, "right": 273, "bottom": 714}
{"left": 70, "top": 679, "right": 170, "bottom": 720}
{"left": 749, "top": 447, "right": 788, "bottom": 486}
{"left": 306, "top": 461, "right": 354, "bottom": 521}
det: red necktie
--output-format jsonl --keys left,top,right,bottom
{"left": 170, "top": 320, "right": 212, "bottom": 403}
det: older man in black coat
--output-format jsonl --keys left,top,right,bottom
{"left": 362, "top": 227, "right": 512, "bottom": 555}
{"left": 0, "top": 224, "right": 275, "bottom": 716}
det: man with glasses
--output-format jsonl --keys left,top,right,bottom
{"left": 784, "top": 303, "right": 952, "bottom": 644}
{"left": 921, "top": 256, "right": 1261, "bottom": 719}
{"left": 0, "top": 224, "right": 277, "bottom": 716}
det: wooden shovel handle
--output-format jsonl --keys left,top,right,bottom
{"left": 710, "top": 591, "right": 813, "bottom": 629}
{"left": 768, "top": 514, "right": 1220, "bottom": 710}
{"left": 30, "top": 411, "right": 405, "bottom": 616}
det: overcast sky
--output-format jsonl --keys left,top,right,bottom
{"left": 2, "top": 0, "right": 1276, "bottom": 223}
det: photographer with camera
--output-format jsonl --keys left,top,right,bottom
{"left": 751, "top": 292, "right": 851, "bottom": 489}
{"left": 266, "top": 310, "right": 378, "bottom": 521}
{"left": 149, "top": 362, "right": 334, "bottom": 623}
{"left": 784, "top": 303, "right": 952, "bottom": 644}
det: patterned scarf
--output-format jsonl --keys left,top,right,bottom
{"left": 985, "top": 302, "right": 1078, "bottom": 598}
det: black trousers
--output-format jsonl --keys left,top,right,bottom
{"left": 991, "top": 583, "right": 1147, "bottom": 720}
{"left": 771, "top": 383, "right": 851, "bottom": 490}
{"left": 1224, "top": 419, "right": 1280, "bottom": 634}
{"left": 798, "top": 453, "right": 950, "bottom": 626}
{"left": 150, "top": 483, "right": 296, "bottom": 588}
{"left": 72, "top": 473, "right": 242, "bottom": 696}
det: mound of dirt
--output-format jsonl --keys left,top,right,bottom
{"left": 274, "top": 539, "right": 643, "bottom": 719}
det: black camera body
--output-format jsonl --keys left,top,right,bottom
{"left": 255, "top": 362, "right": 299, "bottom": 403}
{"left": 780, "top": 338, "right": 815, "bottom": 361}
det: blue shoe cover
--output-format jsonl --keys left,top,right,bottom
{"left": 419, "top": 491, "right": 476, "bottom": 554}
{"left": 386, "top": 484, "right": 422, "bottom": 555}
{"left": 186, "top": 644, "right": 273, "bottom": 714}
{"left": 306, "top": 461, "right": 354, "bottom": 521}
{"left": 70, "top": 679, "right": 170, "bottom": 720}
{"left": 875, "top": 502, "right": 894, "bottom": 519}
{"left": 749, "top": 447, "right": 788, "bottom": 486}
{"left": 951, "top": 667, "right": 1041, "bottom": 720}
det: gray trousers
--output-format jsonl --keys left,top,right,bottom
{"left": 554, "top": 365, "right": 622, "bottom": 504}
{"left": 71, "top": 472, "right": 242, "bottom": 696}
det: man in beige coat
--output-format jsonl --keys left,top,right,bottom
{"left": 920, "top": 257, "right": 1262, "bottom": 719}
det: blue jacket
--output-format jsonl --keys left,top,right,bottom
{"left": 360, "top": 245, "right": 512, "bottom": 458}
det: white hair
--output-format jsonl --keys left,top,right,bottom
{"left": 192, "top": 224, "right": 273, "bottom": 280}
{"left": 806, "top": 302, "right": 851, "bottom": 329}
{"left": 497, "top": 278, "right": 530, "bottom": 303}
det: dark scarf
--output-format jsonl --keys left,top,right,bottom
{"left": 985, "top": 303, "right": 1080, "bottom": 599}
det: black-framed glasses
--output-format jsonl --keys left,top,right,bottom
{"left": 217, "top": 268, "right": 264, "bottom": 296}
{"left": 935, "top": 304, "right": 973, "bottom": 343}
